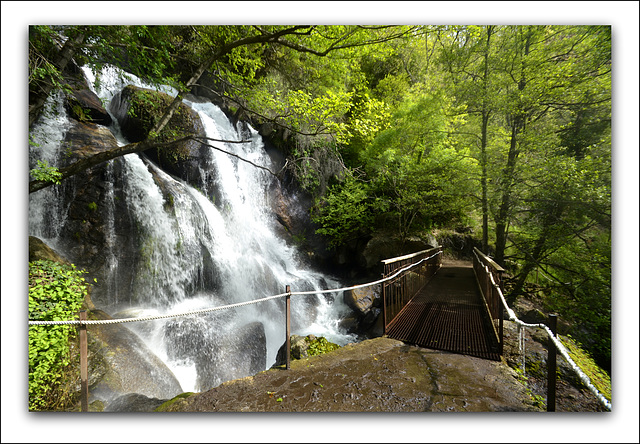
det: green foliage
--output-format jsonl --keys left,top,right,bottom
{"left": 342, "top": 90, "right": 391, "bottom": 163}
{"left": 305, "top": 336, "right": 340, "bottom": 357}
{"left": 362, "top": 87, "right": 476, "bottom": 239}
{"left": 312, "top": 174, "right": 375, "bottom": 248}
{"left": 28, "top": 260, "right": 88, "bottom": 411}
{"left": 29, "top": 25, "right": 68, "bottom": 94}
{"left": 30, "top": 159, "right": 62, "bottom": 185}
{"left": 71, "top": 103, "right": 92, "bottom": 122}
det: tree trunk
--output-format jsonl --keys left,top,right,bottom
{"left": 480, "top": 111, "right": 490, "bottom": 253}
{"left": 509, "top": 201, "right": 567, "bottom": 301}
{"left": 493, "top": 121, "right": 520, "bottom": 266}
{"left": 494, "top": 27, "right": 532, "bottom": 266}
{"left": 479, "top": 26, "right": 493, "bottom": 254}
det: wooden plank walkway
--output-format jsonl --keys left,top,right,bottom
{"left": 385, "top": 260, "right": 501, "bottom": 361}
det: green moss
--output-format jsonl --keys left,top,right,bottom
{"left": 89, "top": 399, "right": 105, "bottom": 412}
{"left": 154, "top": 392, "right": 195, "bottom": 412}
{"left": 560, "top": 335, "right": 611, "bottom": 401}
{"left": 126, "top": 86, "right": 195, "bottom": 163}
{"left": 524, "top": 359, "right": 545, "bottom": 379}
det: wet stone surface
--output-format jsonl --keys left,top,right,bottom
{"left": 159, "top": 337, "right": 542, "bottom": 412}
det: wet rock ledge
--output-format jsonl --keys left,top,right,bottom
{"left": 156, "top": 337, "right": 542, "bottom": 412}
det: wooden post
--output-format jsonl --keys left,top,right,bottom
{"left": 79, "top": 310, "right": 89, "bottom": 412}
{"left": 547, "top": 314, "right": 558, "bottom": 412}
{"left": 285, "top": 285, "right": 291, "bottom": 370}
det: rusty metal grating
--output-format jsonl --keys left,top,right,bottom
{"left": 385, "top": 264, "right": 501, "bottom": 361}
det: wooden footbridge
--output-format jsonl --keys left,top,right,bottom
{"left": 381, "top": 247, "right": 505, "bottom": 361}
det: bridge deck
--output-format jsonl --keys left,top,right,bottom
{"left": 385, "top": 260, "right": 501, "bottom": 361}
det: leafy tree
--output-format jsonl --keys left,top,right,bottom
{"left": 313, "top": 82, "right": 476, "bottom": 247}
{"left": 28, "top": 25, "right": 420, "bottom": 194}
{"left": 436, "top": 25, "right": 497, "bottom": 251}
{"left": 311, "top": 172, "right": 376, "bottom": 248}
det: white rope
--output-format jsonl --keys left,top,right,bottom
{"left": 472, "top": 250, "right": 612, "bottom": 411}
{"left": 289, "top": 250, "right": 443, "bottom": 297}
{"left": 28, "top": 293, "right": 289, "bottom": 326}
{"left": 28, "top": 250, "right": 443, "bottom": 327}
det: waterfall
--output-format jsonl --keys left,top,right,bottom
{"left": 28, "top": 90, "right": 72, "bottom": 244}
{"left": 30, "top": 65, "right": 356, "bottom": 394}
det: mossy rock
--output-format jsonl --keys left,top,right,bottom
{"left": 109, "top": 85, "right": 205, "bottom": 177}
{"left": 155, "top": 392, "right": 195, "bottom": 412}
{"left": 274, "top": 334, "right": 341, "bottom": 366}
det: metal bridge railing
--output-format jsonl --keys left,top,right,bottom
{"left": 472, "top": 246, "right": 505, "bottom": 355}
{"left": 381, "top": 246, "right": 443, "bottom": 334}
{"left": 471, "top": 247, "right": 611, "bottom": 412}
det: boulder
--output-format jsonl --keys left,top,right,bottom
{"left": 343, "top": 285, "right": 380, "bottom": 316}
{"left": 433, "top": 230, "right": 482, "bottom": 260}
{"left": 521, "top": 308, "right": 548, "bottom": 325}
{"left": 342, "top": 285, "right": 384, "bottom": 336}
{"left": 29, "top": 236, "right": 69, "bottom": 264}
{"left": 61, "top": 120, "right": 120, "bottom": 161}
{"left": 66, "top": 88, "right": 112, "bottom": 126}
{"left": 87, "top": 309, "right": 183, "bottom": 403}
{"left": 104, "top": 393, "right": 168, "bottom": 412}
{"left": 361, "top": 234, "right": 436, "bottom": 273}
{"left": 274, "top": 334, "right": 340, "bottom": 366}
{"left": 54, "top": 120, "right": 130, "bottom": 306}
{"left": 109, "top": 85, "right": 207, "bottom": 186}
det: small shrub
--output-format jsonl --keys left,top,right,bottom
{"left": 305, "top": 336, "right": 340, "bottom": 357}
{"left": 30, "top": 160, "right": 62, "bottom": 185}
{"left": 28, "top": 260, "right": 88, "bottom": 411}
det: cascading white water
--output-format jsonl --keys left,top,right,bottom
{"left": 28, "top": 91, "right": 72, "bottom": 245}
{"left": 30, "top": 65, "right": 356, "bottom": 394}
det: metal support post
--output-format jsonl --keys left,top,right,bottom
{"left": 285, "top": 285, "right": 291, "bottom": 370}
{"left": 547, "top": 314, "right": 558, "bottom": 412}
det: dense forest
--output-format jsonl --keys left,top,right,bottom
{"left": 28, "top": 25, "right": 612, "bottom": 373}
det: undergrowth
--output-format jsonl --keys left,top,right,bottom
{"left": 28, "top": 259, "right": 88, "bottom": 411}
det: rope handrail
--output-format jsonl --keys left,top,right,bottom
{"left": 28, "top": 250, "right": 443, "bottom": 327}
{"left": 381, "top": 247, "right": 441, "bottom": 265}
{"left": 472, "top": 249, "right": 612, "bottom": 411}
